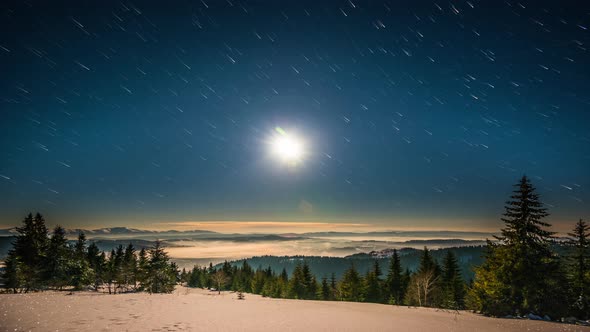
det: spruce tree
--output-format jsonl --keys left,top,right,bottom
{"left": 386, "top": 249, "right": 404, "bottom": 304}
{"left": 330, "top": 272, "right": 338, "bottom": 299}
{"left": 2, "top": 251, "right": 24, "bottom": 293}
{"left": 122, "top": 244, "right": 137, "bottom": 291}
{"left": 188, "top": 266, "right": 203, "bottom": 288}
{"left": 180, "top": 268, "right": 188, "bottom": 283}
{"left": 440, "top": 251, "right": 465, "bottom": 309}
{"left": 70, "top": 232, "right": 92, "bottom": 290}
{"left": 470, "top": 175, "right": 566, "bottom": 317}
{"left": 251, "top": 269, "right": 267, "bottom": 294}
{"left": 567, "top": 219, "right": 590, "bottom": 318}
{"left": 287, "top": 263, "right": 306, "bottom": 299}
{"left": 418, "top": 247, "right": 438, "bottom": 275}
{"left": 145, "top": 240, "right": 176, "bottom": 293}
{"left": 318, "top": 276, "right": 331, "bottom": 300}
{"left": 280, "top": 268, "right": 288, "bottom": 283}
{"left": 86, "top": 242, "right": 104, "bottom": 290}
{"left": 74, "top": 232, "right": 87, "bottom": 259}
{"left": 45, "top": 226, "right": 71, "bottom": 289}
{"left": 113, "top": 245, "right": 125, "bottom": 292}
{"left": 362, "top": 270, "right": 382, "bottom": 303}
{"left": 339, "top": 264, "right": 363, "bottom": 301}
{"left": 136, "top": 248, "right": 149, "bottom": 290}
{"left": 105, "top": 249, "right": 117, "bottom": 294}
{"left": 301, "top": 262, "right": 315, "bottom": 299}
{"left": 373, "top": 260, "right": 382, "bottom": 279}
{"left": 7, "top": 213, "right": 49, "bottom": 292}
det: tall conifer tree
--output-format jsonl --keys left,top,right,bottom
{"left": 470, "top": 176, "right": 566, "bottom": 317}
{"left": 567, "top": 219, "right": 590, "bottom": 318}
{"left": 386, "top": 249, "right": 404, "bottom": 305}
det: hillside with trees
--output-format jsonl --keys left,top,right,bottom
{"left": 222, "top": 245, "right": 485, "bottom": 283}
{"left": 1, "top": 213, "right": 178, "bottom": 294}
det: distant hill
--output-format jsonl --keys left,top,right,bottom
{"left": 0, "top": 228, "right": 18, "bottom": 237}
{"left": 68, "top": 227, "right": 218, "bottom": 237}
{"left": 1, "top": 228, "right": 494, "bottom": 239}
{"left": 222, "top": 246, "right": 487, "bottom": 281}
{"left": 0, "top": 236, "right": 14, "bottom": 259}
{"left": 0, "top": 236, "right": 180, "bottom": 260}
{"left": 299, "top": 231, "right": 494, "bottom": 238}
{"left": 91, "top": 239, "right": 175, "bottom": 252}
{"left": 0, "top": 227, "right": 218, "bottom": 239}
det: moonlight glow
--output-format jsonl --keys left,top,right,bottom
{"left": 271, "top": 129, "right": 305, "bottom": 162}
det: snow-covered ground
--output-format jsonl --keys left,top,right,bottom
{"left": 0, "top": 287, "right": 586, "bottom": 331}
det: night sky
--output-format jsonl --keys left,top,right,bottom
{"left": 0, "top": 1, "right": 588, "bottom": 232}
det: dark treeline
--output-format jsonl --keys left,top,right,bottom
{"left": 182, "top": 176, "right": 589, "bottom": 321}
{"left": 1, "top": 213, "right": 178, "bottom": 294}
{"left": 182, "top": 246, "right": 465, "bottom": 309}
{"left": 227, "top": 245, "right": 486, "bottom": 283}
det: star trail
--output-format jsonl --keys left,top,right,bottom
{"left": 0, "top": 1, "right": 588, "bottom": 232}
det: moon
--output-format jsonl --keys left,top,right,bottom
{"left": 271, "top": 127, "right": 305, "bottom": 163}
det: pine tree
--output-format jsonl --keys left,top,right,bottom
{"left": 136, "top": 248, "right": 149, "bottom": 290}
{"left": 309, "top": 275, "right": 318, "bottom": 299}
{"left": 180, "top": 268, "right": 188, "bottom": 283}
{"left": 5, "top": 213, "right": 49, "bottom": 292}
{"left": 252, "top": 269, "right": 268, "bottom": 294}
{"left": 70, "top": 232, "right": 92, "bottom": 290}
{"left": 86, "top": 242, "right": 104, "bottom": 290}
{"left": 301, "top": 262, "right": 315, "bottom": 299}
{"left": 2, "top": 251, "right": 25, "bottom": 293}
{"left": 221, "top": 261, "right": 233, "bottom": 280}
{"left": 567, "top": 219, "right": 590, "bottom": 318}
{"left": 122, "top": 244, "right": 137, "bottom": 291}
{"left": 145, "top": 240, "right": 176, "bottom": 293}
{"left": 373, "top": 260, "right": 382, "bottom": 279}
{"left": 113, "top": 245, "right": 125, "bottom": 292}
{"left": 386, "top": 249, "right": 404, "bottom": 305}
{"left": 187, "top": 266, "right": 202, "bottom": 288}
{"left": 470, "top": 176, "right": 567, "bottom": 317}
{"left": 45, "top": 226, "right": 71, "bottom": 289}
{"left": 287, "top": 263, "right": 306, "bottom": 299}
{"left": 339, "top": 265, "right": 363, "bottom": 301}
{"left": 440, "top": 251, "right": 465, "bottom": 309}
{"left": 74, "top": 232, "right": 87, "bottom": 259}
{"left": 280, "top": 268, "right": 288, "bottom": 283}
{"left": 418, "top": 247, "right": 438, "bottom": 275}
{"left": 105, "top": 249, "right": 117, "bottom": 294}
{"left": 330, "top": 272, "right": 338, "bottom": 299}
{"left": 318, "top": 276, "right": 332, "bottom": 300}
{"left": 362, "top": 270, "right": 382, "bottom": 303}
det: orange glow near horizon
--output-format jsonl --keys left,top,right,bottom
{"left": 153, "top": 221, "right": 375, "bottom": 233}
{"left": 0, "top": 216, "right": 578, "bottom": 234}
{"left": 147, "top": 219, "right": 505, "bottom": 234}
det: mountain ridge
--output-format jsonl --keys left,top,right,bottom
{"left": 0, "top": 227, "right": 218, "bottom": 237}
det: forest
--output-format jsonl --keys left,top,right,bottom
{"left": 0, "top": 215, "right": 178, "bottom": 294}
{"left": 222, "top": 245, "right": 486, "bottom": 282}
{"left": 1, "top": 176, "right": 589, "bottom": 322}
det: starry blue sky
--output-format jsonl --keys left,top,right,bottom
{"left": 0, "top": 1, "right": 588, "bottom": 232}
